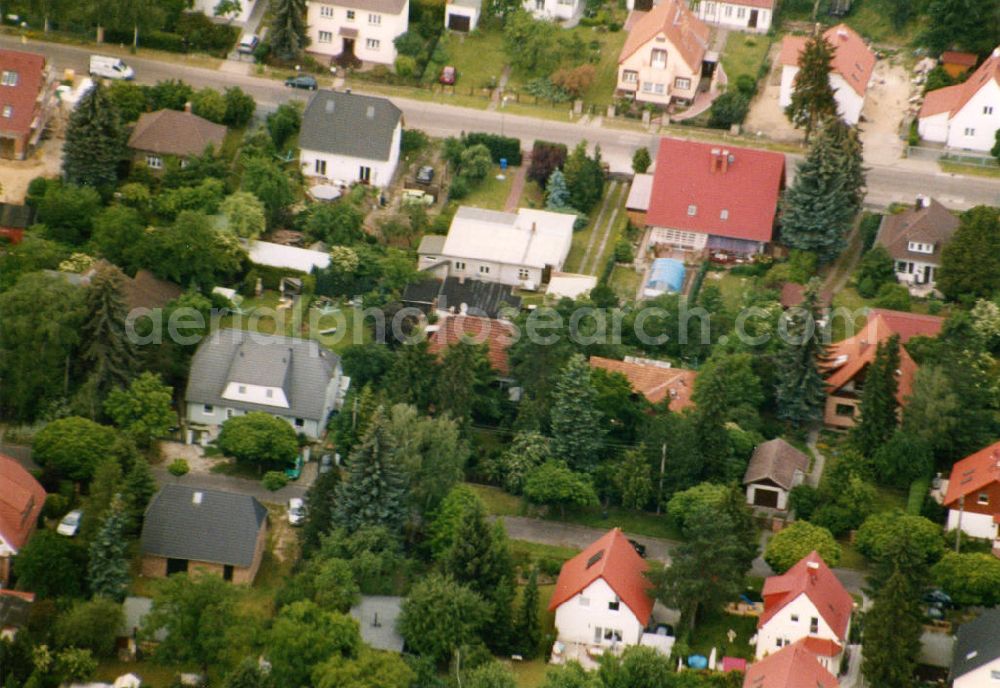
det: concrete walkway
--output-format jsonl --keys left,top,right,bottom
{"left": 583, "top": 182, "right": 624, "bottom": 275}
{"left": 577, "top": 180, "right": 620, "bottom": 274}
{"left": 503, "top": 153, "right": 530, "bottom": 212}
{"left": 806, "top": 427, "right": 827, "bottom": 488}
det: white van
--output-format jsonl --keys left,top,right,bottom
{"left": 89, "top": 55, "right": 135, "bottom": 81}
{"left": 237, "top": 34, "right": 259, "bottom": 55}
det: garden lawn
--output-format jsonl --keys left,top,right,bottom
{"left": 720, "top": 33, "right": 771, "bottom": 88}
{"left": 461, "top": 166, "right": 515, "bottom": 210}
{"left": 96, "top": 660, "right": 178, "bottom": 686}
{"left": 439, "top": 29, "right": 508, "bottom": 91}
{"left": 712, "top": 271, "right": 756, "bottom": 312}
{"left": 548, "top": 504, "right": 683, "bottom": 541}
{"left": 609, "top": 264, "right": 641, "bottom": 301}
{"left": 511, "top": 582, "right": 558, "bottom": 686}
{"left": 688, "top": 610, "right": 758, "bottom": 659}
{"left": 576, "top": 27, "right": 628, "bottom": 108}
{"left": 468, "top": 482, "right": 526, "bottom": 517}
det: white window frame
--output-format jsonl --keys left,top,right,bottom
{"left": 674, "top": 77, "right": 691, "bottom": 90}
{"left": 454, "top": 261, "right": 466, "bottom": 270}
{"left": 366, "top": 38, "right": 380, "bottom": 50}
{"left": 146, "top": 154, "right": 163, "bottom": 169}
{"left": 315, "top": 159, "right": 327, "bottom": 176}
{"left": 964, "top": 127, "right": 975, "bottom": 136}
{"left": 479, "top": 265, "right": 490, "bottom": 274}
{"left": 368, "top": 12, "right": 381, "bottom": 24}
{"left": 650, "top": 48, "right": 667, "bottom": 69}
{"left": 318, "top": 30, "right": 333, "bottom": 43}
{"left": 1, "top": 105, "right": 11, "bottom": 118}
{"left": 985, "top": 106, "right": 994, "bottom": 115}
{"left": 0, "top": 71, "right": 18, "bottom": 86}
{"left": 320, "top": 5, "right": 334, "bottom": 17}
{"left": 203, "top": 404, "right": 214, "bottom": 414}
{"left": 518, "top": 268, "right": 530, "bottom": 280}
{"left": 622, "top": 69, "right": 638, "bottom": 84}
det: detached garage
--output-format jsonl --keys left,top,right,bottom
{"left": 743, "top": 438, "right": 809, "bottom": 511}
{"left": 445, "top": 0, "right": 481, "bottom": 31}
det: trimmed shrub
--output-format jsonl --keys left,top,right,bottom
{"left": 167, "top": 459, "right": 189, "bottom": 477}
{"left": 43, "top": 494, "right": 70, "bottom": 520}
{"left": 464, "top": 132, "right": 522, "bottom": 166}
{"left": 262, "top": 471, "right": 289, "bottom": 491}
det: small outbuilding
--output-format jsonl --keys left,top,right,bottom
{"left": 445, "top": 0, "right": 481, "bottom": 31}
{"left": 743, "top": 438, "right": 809, "bottom": 510}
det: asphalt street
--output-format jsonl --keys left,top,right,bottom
{"left": 4, "top": 33, "right": 998, "bottom": 209}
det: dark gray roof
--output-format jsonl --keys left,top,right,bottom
{"left": 140, "top": 485, "right": 267, "bottom": 568}
{"left": 876, "top": 198, "right": 959, "bottom": 265}
{"left": 185, "top": 328, "right": 340, "bottom": 422}
{"left": 299, "top": 90, "right": 402, "bottom": 162}
{"left": 403, "top": 275, "right": 522, "bottom": 319}
{"left": 951, "top": 608, "right": 1000, "bottom": 680}
{"left": 350, "top": 596, "right": 404, "bottom": 652}
{"left": 743, "top": 438, "right": 809, "bottom": 490}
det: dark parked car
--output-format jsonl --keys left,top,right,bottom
{"left": 629, "top": 539, "right": 647, "bottom": 558}
{"left": 439, "top": 66, "right": 456, "bottom": 85}
{"left": 285, "top": 74, "right": 318, "bottom": 90}
{"left": 415, "top": 166, "right": 435, "bottom": 185}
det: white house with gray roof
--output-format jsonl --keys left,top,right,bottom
{"left": 184, "top": 328, "right": 348, "bottom": 443}
{"left": 307, "top": 0, "right": 409, "bottom": 65}
{"left": 299, "top": 89, "right": 402, "bottom": 188}
{"left": 418, "top": 206, "right": 575, "bottom": 288}
{"left": 951, "top": 608, "right": 1000, "bottom": 687}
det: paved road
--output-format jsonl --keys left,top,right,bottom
{"left": 6, "top": 34, "right": 1000, "bottom": 208}
{"left": 497, "top": 514, "right": 868, "bottom": 595}
{"left": 151, "top": 465, "right": 308, "bottom": 504}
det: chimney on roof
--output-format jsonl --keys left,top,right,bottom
{"left": 721, "top": 149, "right": 730, "bottom": 173}
{"left": 710, "top": 148, "right": 721, "bottom": 173}
{"left": 192, "top": 491, "right": 203, "bottom": 505}
{"left": 807, "top": 560, "right": 820, "bottom": 581}
{"left": 837, "top": 28, "right": 848, "bottom": 41}
{"left": 531, "top": 222, "right": 537, "bottom": 234}
{"left": 183, "top": 101, "right": 192, "bottom": 113}
{"left": 916, "top": 194, "right": 929, "bottom": 209}
{"left": 345, "top": 88, "right": 352, "bottom": 94}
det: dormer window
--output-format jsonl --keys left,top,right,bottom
{"left": 687, "top": 204, "right": 697, "bottom": 216}
{"left": 238, "top": 385, "right": 247, "bottom": 394}
{"left": 907, "top": 241, "right": 933, "bottom": 254}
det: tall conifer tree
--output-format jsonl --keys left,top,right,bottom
{"left": 774, "top": 280, "right": 829, "bottom": 423}
{"left": 333, "top": 407, "right": 408, "bottom": 535}
{"left": 550, "top": 354, "right": 604, "bottom": 472}
{"left": 785, "top": 33, "right": 837, "bottom": 141}
{"left": 63, "top": 82, "right": 127, "bottom": 188}
{"left": 81, "top": 264, "right": 139, "bottom": 413}
{"left": 851, "top": 334, "right": 902, "bottom": 456}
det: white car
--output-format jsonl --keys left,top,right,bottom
{"left": 57, "top": 510, "right": 82, "bottom": 537}
{"left": 287, "top": 498, "right": 306, "bottom": 526}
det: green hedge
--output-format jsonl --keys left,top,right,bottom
{"left": 688, "top": 261, "right": 710, "bottom": 303}
{"left": 464, "top": 133, "right": 523, "bottom": 166}
{"left": 907, "top": 477, "right": 931, "bottom": 515}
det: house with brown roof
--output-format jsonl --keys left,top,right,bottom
{"left": 875, "top": 196, "right": 959, "bottom": 292}
{"left": 617, "top": 0, "right": 710, "bottom": 106}
{"left": 589, "top": 355, "right": 696, "bottom": 413}
{"left": 942, "top": 440, "right": 1000, "bottom": 553}
{"left": 756, "top": 551, "right": 853, "bottom": 674}
{"left": 549, "top": 529, "right": 672, "bottom": 663}
{"left": 918, "top": 46, "right": 1000, "bottom": 153}
{"left": 690, "top": 0, "right": 775, "bottom": 34}
{"left": 0, "top": 50, "right": 55, "bottom": 160}
{"left": 743, "top": 438, "right": 809, "bottom": 510}
{"left": 940, "top": 51, "right": 978, "bottom": 78}
{"left": 778, "top": 24, "right": 876, "bottom": 126}
{"left": 822, "top": 308, "right": 943, "bottom": 429}
{"left": 0, "top": 453, "right": 46, "bottom": 585}
{"left": 743, "top": 638, "right": 840, "bottom": 688}
{"left": 127, "top": 108, "right": 227, "bottom": 172}
{"left": 426, "top": 314, "right": 516, "bottom": 380}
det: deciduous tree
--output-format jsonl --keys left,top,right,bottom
{"left": 266, "top": 601, "right": 360, "bottom": 687}
{"left": 631, "top": 147, "right": 651, "bottom": 174}
{"left": 33, "top": 417, "right": 127, "bottom": 483}
{"left": 937, "top": 206, "right": 1000, "bottom": 302}
{"left": 398, "top": 574, "right": 489, "bottom": 666}
{"left": 931, "top": 552, "right": 1000, "bottom": 607}
{"left": 764, "top": 521, "right": 841, "bottom": 573}
{"left": 217, "top": 412, "right": 299, "bottom": 470}
{"left": 54, "top": 597, "right": 123, "bottom": 659}
{"left": 104, "top": 372, "right": 174, "bottom": 448}
{"left": 522, "top": 461, "right": 599, "bottom": 517}
{"left": 220, "top": 191, "right": 267, "bottom": 240}
{"left": 14, "top": 531, "right": 86, "bottom": 598}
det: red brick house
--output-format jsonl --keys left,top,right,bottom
{"left": 0, "top": 453, "right": 46, "bottom": 585}
{"left": 0, "top": 50, "right": 54, "bottom": 160}
{"left": 943, "top": 440, "right": 1000, "bottom": 554}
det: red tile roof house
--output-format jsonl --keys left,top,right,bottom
{"left": 821, "top": 308, "right": 943, "bottom": 429}
{"left": 548, "top": 529, "right": 673, "bottom": 666}
{"left": 589, "top": 355, "right": 696, "bottom": 413}
{"left": 743, "top": 638, "right": 840, "bottom": 688}
{"left": 778, "top": 24, "right": 876, "bottom": 126}
{"left": 755, "top": 551, "right": 853, "bottom": 675}
{"left": 0, "top": 50, "right": 55, "bottom": 160}
{"left": 918, "top": 46, "right": 1000, "bottom": 153}
{"left": 942, "top": 440, "right": 1000, "bottom": 555}
{"left": 426, "top": 314, "right": 517, "bottom": 381}
{"left": 644, "top": 138, "right": 786, "bottom": 257}
{"left": 0, "top": 453, "right": 46, "bottom": 586}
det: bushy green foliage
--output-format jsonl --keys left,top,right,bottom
{"left": 262, "top": 471, "right": 289, "bottom": 491}
{"left": 167, "top": 459, "right": 189, "bottom": 476}
{"left": 764, "top": 521, "right": 841, "bottom": 573}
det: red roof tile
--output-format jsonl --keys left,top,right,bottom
{"left": 589, "top": 356, "right": 696, "bottom": 412}
{"left": 779, "top": 24, "right": 876, "bottom": 97}
{"left": 823, "top": 309, "right": 943, "bottom": 404}
{"left": 619, "top": 0, "right": 710, "bottom": 71}
{"left": 919, "top": 48, "right": 1000, "bottom": 119}
{"left": 743, "top": 639, "right": 840, "bottom": 688}
{"left": 426, "top": 314, "right": 515, "bottom": 376}
{"left": 759, "top": 551, "right": 853, "bottom": 641}
{"left": 548, "top": 528, "right": 654, "bottom": 623}
{"left": 0, "top": 50, "right": 47, "bottom": 139}
{"left": 0, "top": 453, "right": 45, "bottom": 552}
{"left": 941, "top": 51, "right": 978, "bottom": 68}
{"left": 646, "top": 138, "right": 785, "bottom": 244}
{"left": 802, "top": 636, "right": 843, "bottom": 657}
{"left": 943, "top": 440, "right": 1000, "bottom": 507}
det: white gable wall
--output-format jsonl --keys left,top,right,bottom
{"left": 954, "top": 656, "right": 1000, "bottom": 688}
{"left": 692, "top": 1, "right": 772, "bottom": 33}
{"left": 918, "top": 110, "right": 950, "bottom": 144}
{"left": 756, "top": 592, "right": 847, "bottom": 671}
{"left": 306, "top": 0, "right": 410, "bottom": 66}
{"left": 300, "top": 121, "right": 401, "bottom": 188}
{"left": 0, "top": 534, "right": 14, "bottom": 558}
{"left": 946, "top": 509, "right": 998, "bottom": 541}
{"left": 553, "top": 578, "right": 647, "bottom": 647}
{"left": 779, "top": 66, "right": 865, "bottom": 125}
{"left": 746, "top": 483, "right": 790, "bottom": 510}
{"left": 945, "top": 79, "right": 1000, "bottom": 152}
{"left": 523, "top": 0, "right": 581, "bottom": 21}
